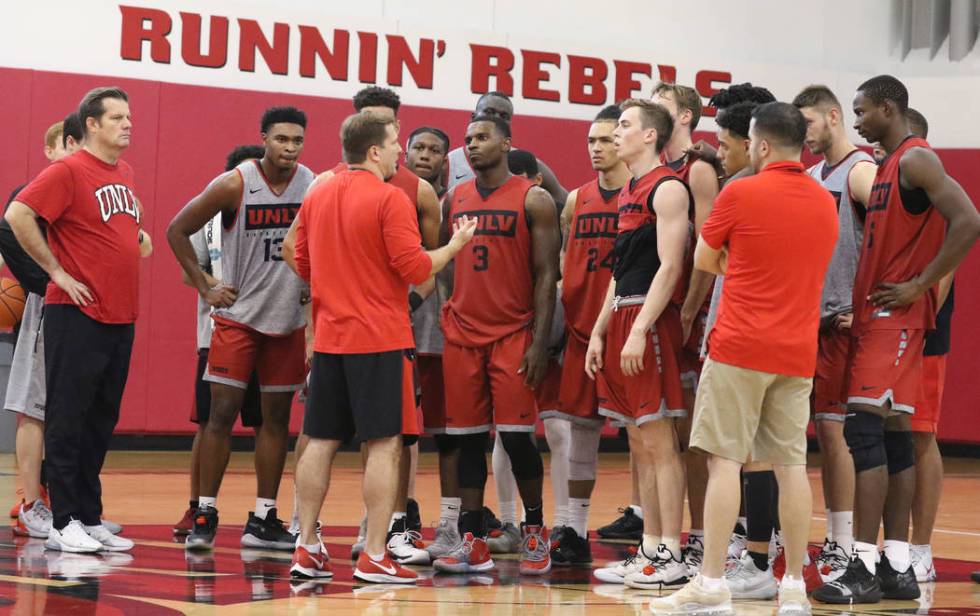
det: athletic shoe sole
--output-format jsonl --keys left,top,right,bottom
{"left": 290, "top": 563, "right": 333, "bottom": 579}
{"left": 519, "top": 562, "right": 552, "bottom": 576}
{"left": 810, "top": 590, "right": 882, "bottom": 604}
{"left": 184, "top": 537, "right": 216, "bottom": 551}
{"left": 433, "top": 560, "right": 495, "bottom": 574}
{"left": 173, "top": 528, "right": 191, "bottom": 536}
{"left": 593, "top": 569, "right": 627, "bottom": 584}
{"left": 352, "top": 569, "right": 417, "bottom": 584}
{"left": 915, "top": 568, "right": 936, "bottom": 583}
{"left": 651, "top": 601, "right": 734, "bottom": 615}
{"left": 626, "top": 576, "right": 690, "bottom": 590}
{"left": 44, "top": 538, "right": 100, "bottom": 553}
{"left": 241, "top": 534, "right": 295, "bottom": 551}
{"left": 15, "top": 522, "right": 50, "bottom": 539}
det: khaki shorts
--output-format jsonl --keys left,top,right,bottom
{"left": 690, "top": 358, "right": 812, "bottom": 465}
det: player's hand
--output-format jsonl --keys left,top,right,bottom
{"left": 449, "top": 215, "right": 478, "bottom": 251}
{"left": 869, "top": 279, "right": 925, "bottom": 310}
{"left": 585, "top": 334, "right": 604, "bottom": 380}
{"left": 680, "top": 307, "right": 697, "bottom": 344}
{"left": 518, "top": 341, "right": 548, "bottom": 388}
{"left": 620, "top": 329, "right": 647, "bottom": 377}
{"left": 203, "top": 282, "right": 238, "bottom": 308}
{"left": 835, "top": 312, "right": 853, "bottom": 330}
{"left": 51, "top": 268, "right": 94, "bottom": 306}
{"left": 686, "top": 140, "right": 718, "bottom": 164}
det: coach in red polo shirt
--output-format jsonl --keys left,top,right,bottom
{"left": 6, "top": 87, "right": 144, "bottom": 554}
{"left": 652, "top": 102, "right": 837, "bottom": 615}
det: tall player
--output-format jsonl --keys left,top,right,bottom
{"left": 815, "top": 75, "right": 980, "bottom": 604}
{"left": 792, "top": 85, "right": 876, "bottom": 582}
{"left": 405, "top": 127, "right": 450, "bottom": 198}
{"left": 587, "top": 99, "right": 690, "bottom": 589}
{"left": 432, "top": 115, "right": 560, "bottom": 575}
{"left": 549, "top": 104, "right": 630, "bottom": 566}
{"left": 167, "top": 107, "right": 313, "bottom": 551}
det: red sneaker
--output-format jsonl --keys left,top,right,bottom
{"left": 290, "top": 544, "right": 333, "bottom": 579}
{"left": 433, "top": 532, "right": 495, "bottom": 574}
{"left": 353, "top": 552, "right": 418, "bottom": 584}
{"left": 772, "top": 545, "right": 823, "bottom": 593}
{"left": 173, "top": 508, "right": 195, "bottom": 536}
{"left": 519, "top": 524, "right": 552, "bottom": 575}
{"left": 9, "top": 498, "right": 23, "bottom": 520}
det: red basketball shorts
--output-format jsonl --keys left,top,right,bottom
{"left": 911, "top": 354, "right": 947, "bottom": 433}
{"left": 813, "top": 327, "right": 851, "bottom": 422}
{"left": 206, "top": 318, "right": 305, "bottom": 392}
{"left": 846, "top": 328, "right": 924, "bottom": 414}
{"left": 535, "top": 358, "right": 562, "bottom": 420}
{"left": 417, "top": 353, "right": 447, "bottom": 434}
{"left": 555, "top": 333, "right": 603, "bottom": 426}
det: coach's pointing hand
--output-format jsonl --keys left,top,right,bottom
{"left": 204, "top": 282, "right": 238, "bottom": 308}
{"left": 448, "top": 215, "right": 478, "bottom": 251}
{"left": 51, "top": 268, "right": 94, "bottom": 307}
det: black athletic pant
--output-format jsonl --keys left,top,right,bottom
{"left": 44, "top": 305, "right": 134, "bottom": 530}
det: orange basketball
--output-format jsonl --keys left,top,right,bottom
{"left": 0, "top": 277, "right": 26, "bottom": 328}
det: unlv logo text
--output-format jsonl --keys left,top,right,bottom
{"left": 575, "top": 212, "right": 618, "bottom": 239}
{"left": 454, "top": 209, "right": 517, "bottom": 237}
{"left": 95, "top": 184, "right": 139, "bottom": 223}
{"left": 245, "top": 203, "right": 299, "bottom": 230}
{"left": 867, "top": 182, "right": 891, "bottom": 214}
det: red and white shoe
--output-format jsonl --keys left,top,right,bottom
{"left": 353, "top": 552, "right": 418, "bottom": 584}
{"left": 433, "top": 532, "right": 495, "bottom": 574}
{"left": 290, "top": 543, "right": 333, "bottom": 579}
{"left": 519, "top": 524, "right": 552, "bottom": 575}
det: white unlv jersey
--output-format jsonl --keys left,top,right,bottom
{"left": 211, "top": 160, "right": 313, "bottom": 335}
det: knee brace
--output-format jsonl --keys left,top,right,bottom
{"left": 569, "top": 422, "right": 602, "bottom": 481}
{"left": 884, "top": 430, "right": 915, "bottom": 475}
{"left": 844, "top": 411, "right": 886, "bottom": 473}
{"left": 499, "top": 431, "right": 543, "bottom": 481}
{"left": 401, "top": 434, "right": 419, "bottom": 447}
{"left": 433, "top": 433, "right": 459, "bottom": 455}
{"left": 456, "top": 432, "right": 489, "bottom": 489}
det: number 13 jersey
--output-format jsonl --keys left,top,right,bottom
{"left": 442, "top": 175, "right": 535, "bottom": 347}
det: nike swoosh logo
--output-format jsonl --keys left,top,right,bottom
{"left": 454, "top": 173, "right": 468, "bottom": 179}
{"left": 860, "top": 385, "right": 876, "bottom": 391}
{"left": 249, "top": 188, "right": 261, "bottom": 194}
{"left": 373, "top": 561, "right": 398, "bottom": 575}
{"left": 583, "top": 198, "right": 594, "bottom": 205}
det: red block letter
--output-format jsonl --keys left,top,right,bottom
{"left": 470, "top": 44, "right": 514, "bottom": 95}
{"left": 521, "top": 50, "right": 561, "bottom": 102}
{"left": 568, "top": 55, "right": 608, "bottom": 105}
{"left": 696, "top": 70, "right": 732, "bottom": 117}
{"left": 386, "top": 35, "right": 435, "bottom": 89}
{"left": 238, "top": 19, "right": 289, "bottom": 75}
{"left": 180, "top": 12, "right": 228, "bottom": 68}
{"left": 614, "top": 60, "right": 651, "bottom": 102}
{"left": 298, "top": 26, "right": 349, "bottom": 80}
{"left": 358, "top": 32, "right": 378, "bottom": 83}
{"left": 120, "top": 5, "right": 172, "bottom": 63}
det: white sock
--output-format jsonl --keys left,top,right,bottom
{"left": 491, "top": 433, "right": 521, "bottom": 525}
{"left": 700, "top": 575, "right": 724, "bottom": 591}
{"left": 631, "top": 504, "right": 644, "bottom": 520}
{"left": 367, "top": 551, "right": 385, "bottom": 562}
{"left": 642, "top": 534, "right": 661, "bottom": 557}
{"left": 568, "top": 498, "right": 590, "bottom": 537}
{"left": 781, "top": 574, "right": 806, "bottom": 590}
{"left": 302, "top": 542, "right": 320, "bottom": 553}
{"left": 830, "top": 511, "right": 853, "bottom": 553}
{"left": 688, "top": 529, "right": 704, "bottom": 540}
{"left": 389, "top": 512, "right": 406, "bottom": 531}
{"left": 662, "top": 537, "right": 681, "bottom": 561}
{"left": 255, "top": 498, "right": 276, "bottom": 520}
{"left": 543, "top": 417, "right": 570, "bottom": 527}
{"left": 440, "top": 497, "right": 461, "bottom": 524}
{"left": 883, "top": 539, "right": 910, "bottom": 572}
{"left": 824, "top": 509, "right": 833, "bottom": 540}
{"left": 198, "top": 496, "right": 217, "bottom": 509}
{"left": 853, "top": 541, "right": 878, "bottom": 574}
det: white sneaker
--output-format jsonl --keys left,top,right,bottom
{"left": 816, "top": 540, "right": 849, "bottom": 583}
{"left": 625, "top": 544, "right": 689, "bottom": 589}
{"left": 84, "top": 524, "right": 134, "bottom": 552}
{"left": 487, "top": 522, "right": 521, "bottom": 554}
{"left": 426, "top": 518, "right": 462, "bottom": 561}
{"left": 594, "top": 545, "right": 650, "bottom": 584}
{"left": 725, "top": 551, "right": 777, "bottom": 599}
{"left": 45, "top": 519, "right": 102, "bottom": 553}
{"left": 17, "top": 500, "right": 52, "bottom": 539}
{"left": 649, "top": 574, "right": 733, "bottom": 615}
{"left": 102, "top": 519, "right": 123, "bottom": 535}
{"left": 777, "top": 578, "right": 811, "bottom": 615}
{"left": 682, "top": 534, "right": 704, "bottom": 577}
{"left": 911, "top": 545, "right": 936, "bottom": 582}
{"left": 726, "top": 530, "right": 746, "bottom": 568}
{"left": 387, "top": 529, "right": 431, "bottom": 565}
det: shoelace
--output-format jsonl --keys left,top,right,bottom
{"left": 392, "top": 529, "right": 425, "bottom": 548}
{"left": 522, "top": 531, "right": 549, "bottom": 562}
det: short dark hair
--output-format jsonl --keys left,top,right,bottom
{"left": 78, "top": 87, "right": 129, "bottom": 132}
{"left": 225, "top": 144, "right": 265, "bottom": 172}
{"left": 260, "top": 106, "right": 307, "bottom": 133}
{"left": 478, "top": 91, "right": 512, "bottom": 104}
{"left": 341, "top": 112, "right": 396, "bottom": 164}
{"left": 857, "top": 75, "right": 909, "bottom": 112}
{"left": 751, "top": 102, "right": 807, "bottom": 150}
{"left": 708, "top": 83, "right": 776, "bottom": 110}
{"left": 619, "top": 99, "right": 674, "bottom": 152}
{"left": 792, "top": 85, "right": 842, "bottom": 111}
{"left": 408, "top": 126, "right": 450, "bottom": 152}
{"left": 507, "top": 149, "right": 538, "bottom": 177}
{"left": 61, "top": 112, "right": 84, "bottom": 148}
{"left": 469, "top": 114, "right": 511, "bottom": 139}
{"left": 906, "top": 108, "right": 928, "bottom": 139}
{"left": 652, "top": 82, "right": 702, "bottom": 130}
{"left": 715, "top": 102, "right": 756, "bottom": 140}
{"left": 594, "top": 104, "right": 622, "bottom": 122}
{"left": 353, "top": 86, "right": 401, "bottom": 113}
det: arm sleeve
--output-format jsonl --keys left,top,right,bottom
{"left": 381, "top": 190, "right": 432, "bottom": 285}
{"left": 700, "top": 184, "right": 738, "bottom": 250}
{"left": 14, "top": 162, "right": 73, "bottom": 224}
{"left": 294, "top": 201, "right": 311, "bottom": 283}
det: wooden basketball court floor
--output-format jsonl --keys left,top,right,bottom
{"left": 1, "top": 450, "right": 978, "bottom": 614}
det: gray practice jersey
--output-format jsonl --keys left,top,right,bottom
{"left": 212, "top": 160, "right": 313, "bottom": 335}
{"left": 446, "top": 146, "right": 475, "bottom": 192}
{"left": 190, "top": 213, "right": 223, "bottom": 349}
{"left": 809, "top": 149, "right": 875, "bottom": 319}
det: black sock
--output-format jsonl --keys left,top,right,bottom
{"left": 743, "top": 471, "right": 777, "bottom": 544}
{"left": 460, "top": 509, "right": 486, "bottom": 538}
{"left": 190, "top": 500, "right": 199, "bottom": 510}
{"left": 749, "top": 550, "right": 769, "bottom": 572}
{"left": 525, "top": 503, "right": 543, "bottom": 527}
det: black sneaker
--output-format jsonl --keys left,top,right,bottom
{"left": 241, "top": 508, "right": 296, "bottom": 551}
{"left": 812, "top": 556, "right": 883, "bottom": 604}
{"left": 550, "top": 526, "right": 592, "bottom": 566}
{"left": 596, "top": 506, "right": 643, "bottom": 540}
{"left": 483, "top": 506, "right": 502, "bottom": 532}
{"left": 406, "top": 498, "right": 422, "bottom": 533}
{"left": 877, "top": 555, "right": 921, "bottom": 600}
{"left": 551, "top": 525, "right": 567, "bottom": 547}
{"left": 185, "top": 507, "right": 219, "bottom": 551}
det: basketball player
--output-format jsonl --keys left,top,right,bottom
{"left": 432, "top": 115, "right": 560, "bottom": 575}
{"left": 814, "top": 75, "right": 980, "bottom": 604}
{"left": 445, "top": 92, "right": 568, "bottom": 205}
{"left": 173, "top": 145, "right": 266, "bottom": 536}
{"left": 792, "top": 85, "right": 877, "bottom": 583}
{"left": 548, "top": 105, "right": 630, "bottom": 566}
{"left": 167, "top": 107, "right": 312, "bottom": 551}
{"left": 587, "top": 99, "right": 690, "bottom": 589}
{"left": 7, "top": 87, "right": 145, "bottom": 552}
{"left": 406, "top": 126, "right": 450, "bottom": 197}
{"left": 288, "top": 112, "right": 476, "bottom": 582}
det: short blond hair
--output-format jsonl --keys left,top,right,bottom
{"left": 652, "top": 82, "right": 703, "bottom": 131}
{"left": 619, "top": 99, "right": 674, "bottom": 152}
{"left": 44, "top": 121, "right": 64, "bottom": 150}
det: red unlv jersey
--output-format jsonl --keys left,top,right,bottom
{"left": 663, "top": 153, "right": 700, "bottom": 306}
{"left": 852, "top": 137, "right": 946, "bottom": 333}
{"left": 442, "top": 175, "right": 535, "bottom": 347}
{"left": 562, "top": 179, "right": 620, "bottom": 341}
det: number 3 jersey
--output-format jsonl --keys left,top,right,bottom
{"left": 442, "top": 175, "right": 535, "bottom": 347}
{"left": 561, "top": 179, "right": 620, "bottom": 343}
{"left": 212, "top": 159, "right": 313, "bottom": 335}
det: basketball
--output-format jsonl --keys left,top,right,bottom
{"left": 0, "top": 277, "right": 25, "bottom": 328}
